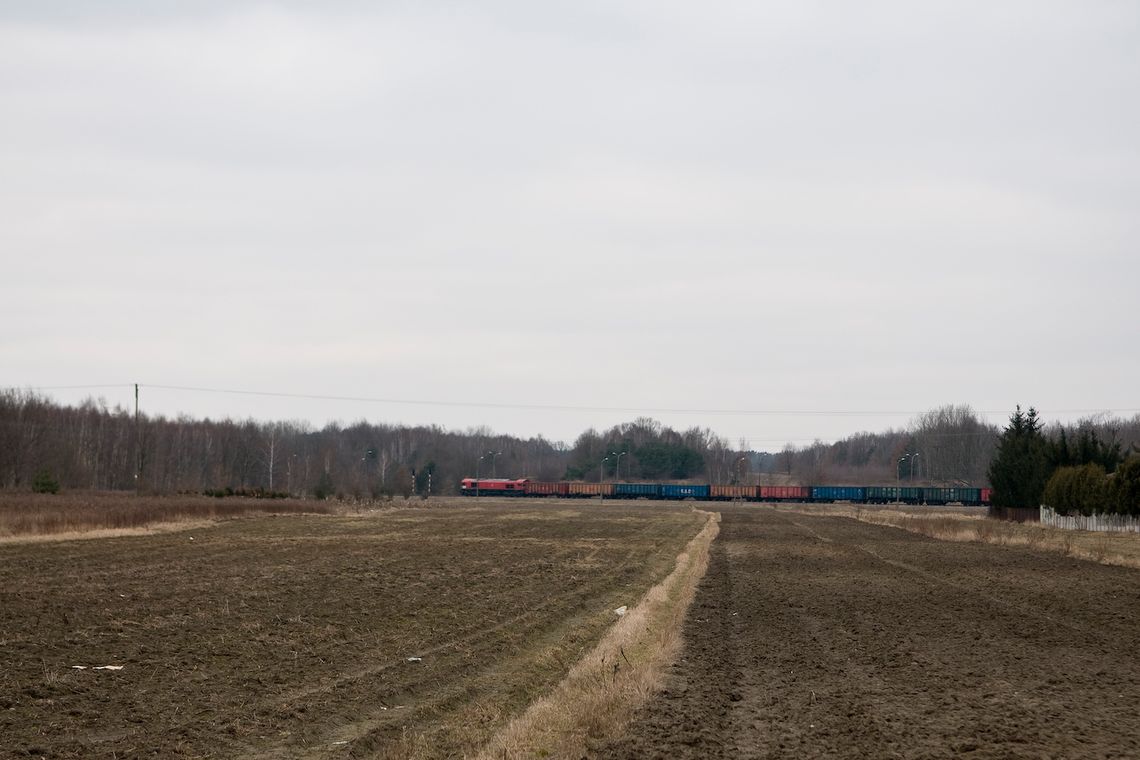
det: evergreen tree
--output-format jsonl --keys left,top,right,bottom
{"left": 313, "top": 471, "right": 335, "bottom": 500}
{"left": 1049, "top": 429, "right": 1073, "bottom": 469}
{"left": 1111, "top": 455, "right": 1140, "bottom": 515}
{"left": 32, "top": 469, "right": 60, "bottom": 494}
{"left": 392, "top": 466, "right": 414, "bottom": 499}
{"left": 1046, "top": 426, "right": 1123, "bottom": 474}
{"left": 988, "top": 406, "right": 1051, "bottom": 508}
{"left": 1074, "top": 427, "right": 1123, "bottom": 472}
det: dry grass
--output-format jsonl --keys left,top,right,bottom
{"left": 0, "top": 491, "right": 337, "bottom": 540}
{"left": 778, "top": 503, "right": 1140, "bottom": 569}
{"left": 475, "top": 509, "right": 721, "bottom": 760}
{"left": 0, "top": 518, "right": 223, "bottom": 544}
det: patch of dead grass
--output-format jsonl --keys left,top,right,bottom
{"left": 0, "top": 518, "right": 218, "bottom": 544}
{"left": 0, "top": 492, "right": 338, "bottom": 540}
{"left": 475, "top": 510, "right": 721, "bottom": 760}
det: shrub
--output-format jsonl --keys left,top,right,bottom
{"left": 32, "top": 470, "right": 60, "bottom": 494}
{"left": 1044, "top": 464, "right": 1108, "bottom": 515}
{"left": 202, "top": 487, "right": 290, "bottom": 499}
{"left": 1042, "top": 468, "right": 1067, "bottom": 512}
{"left": 1109, "top": 455, "right": 1140, "bottom": 516}
{"left": 313, "top": 471, "right": 335, "bottom": 500}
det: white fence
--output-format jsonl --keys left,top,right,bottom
{"left": 1040, "top": 506, "right": 1140, "bottom": 533}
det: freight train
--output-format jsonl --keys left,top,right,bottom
{"left": 460, "top": 478, "right": 992, "bottom": 506}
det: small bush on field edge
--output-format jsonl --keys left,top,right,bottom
{"left": 201, "top": 487, "right": 289, "bottom": 499}
{"left": 32, "top": 470, "right": 60, "bottom": 494}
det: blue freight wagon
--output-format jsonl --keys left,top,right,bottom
{"left": 613, "top": 482, "right": 660, "bottom": 499}
{"left": 811, "top": 486, "right": 866, "bottom": 502}
{"left": 921, "top": 487, "right": 982, "bottom": 505}
{"left": 865, "top": 486, "right": 922, "bottom": 504}
{"left": 661, "top": 484, "right": 711, "bottom": 500}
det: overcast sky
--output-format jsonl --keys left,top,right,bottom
{"left": 2, "top": 1, "right": 1137, "bottom": 450}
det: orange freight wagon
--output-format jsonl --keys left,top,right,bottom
{"left": 567, "top": 482, "right": 615, "bottom": 497}
{"left": 525, "top": 481, "right": 570, "bottom": 497}
{"left": 710, "top": 485, "right": 759, "bottom": 500}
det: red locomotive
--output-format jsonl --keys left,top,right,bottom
{"left": 460, "top": 478, "right": 529, "bottom": 496}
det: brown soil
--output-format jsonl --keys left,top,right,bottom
{"left": 0, "top": 501, "right": 704, "bottom": 758}
{"left": 594, "top": 506, "right": 1140, "bottom": 759}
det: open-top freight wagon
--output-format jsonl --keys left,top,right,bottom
{"left": 811, "top": 486, "right": 866, "bottom": 502}
{"left": 865, "top": 486, "right": 922, "bottom": 504}
{"left": 762, "top": 485, "right": 814, "bottom": 501}
{"left": 568, "top": 482, "right": 614, "bottom": 498}
{"left": 461, "top": 478, "right": 992, "bottom": 505}
{"left": 615, "top": 482, "right": 661, "bottom": 498}
{"left": 710, "top": 485, "right": 758, "bottom": 500}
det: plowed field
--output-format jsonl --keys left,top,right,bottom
{"left": 596, "top": 506, "right": 1140, "bottom": 759}
{"left": 0, "top": 501, "right": 705, "bottom": 758}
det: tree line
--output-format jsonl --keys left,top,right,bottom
{"left": 5, "top": 390, "right": 1138, "bottom": 503}
{"left": 563, "top": 418, "right": 729, "bottom": 483}
{"left": 0, "top": 390, "right": 568, "bottom": 498}
{"left": 988, "top": 405, "right": 1140, "bottom": 515}
{"left": 772, "top": 405, "right": 1000, "bottom": 486}
{"left": 2, "top": 392, "right": 724, "bottom": 497}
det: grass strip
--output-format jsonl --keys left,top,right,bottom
{"left": 475, "top": 509, "right": 720, "bottom": 760}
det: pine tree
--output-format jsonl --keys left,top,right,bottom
{"left": 988, "top": 406, "right": 1051, "bottom": 508}
{"left": 32, "top": 469, "right": 60, "bottom": 494}
{"left": 313, "top": 471, "right": 335, "bottom": 500}
{"left": 1111, "top": 455, "right": 1140, "bottom": 515}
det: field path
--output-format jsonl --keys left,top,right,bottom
{"left": 594, "top": 507, "right": 1140, "bottom": 759}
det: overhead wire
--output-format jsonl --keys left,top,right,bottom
{"left": 4, "top": 383, "right": 1135, "bottom": 419}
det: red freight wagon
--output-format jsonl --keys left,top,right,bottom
{"left": 460, "top": 478, "right": 528, "bottom": 496}
{"left": 980, "top": 488, "right": 993, "bottom": 505}
{"left": 760, "top": 485, "right": 812, "bottom": 502}
{"left": 710, "top": 485, "right": 760, "bottom": 500}
{"left": 525, "top": 481, "right": 570, "bottom": 497}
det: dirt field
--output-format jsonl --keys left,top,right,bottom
{"left": 0, "top": 501, "right": 705, "bottom": 758}
{"left": 789, "top": 503, "right": 1140, "bottom": 570}
{"left": 595, "top": 506, "right": 1140, "bottom": 759}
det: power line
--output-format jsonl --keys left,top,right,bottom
{"left": 143, "top": 384, "right": 928, "bottom": 415}
{"left": 86, "top": 385, "right": 1140, "bottom": 418}
{"left": 5, "top": 382, "right": 1137, "bottom": 419}
{"left": 3, "top": 384, "right": 129, "bottom": 391}
{"left": 730, "top": 431, "right": 1003, "bottom": 445}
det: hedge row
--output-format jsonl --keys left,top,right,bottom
{"left": 1043, "top": 456, "right": 1140, "bottom": 516}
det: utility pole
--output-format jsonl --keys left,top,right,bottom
{"left": 897, "top": 455, "right": 908, "bottom": 504}
{"left": 134, "top": 383, "right": 141, "bottom": 494}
